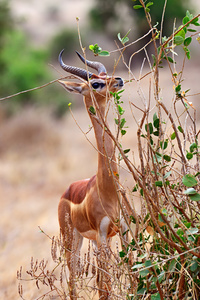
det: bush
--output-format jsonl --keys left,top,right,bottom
{"left": 49, "top": 28, "right": 80, "bottom": 60}
{"left": 0, "top": 30, "right": 72, "bottom": 117}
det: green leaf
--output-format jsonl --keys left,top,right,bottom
{"left": 158, "top": 270, "right": 165, "bottom": 283}
{"left": 117, "top": 33, "right": 122, "bottom": 42}
{"left": 89, "top": 44, "right": 94, "bottom": 51}
{"left": 119, "top": 250, "right": 126, "bottom": 258}
{"left": 99, "top": 50, "right": 110, "bottom": 56}
{"left": 89, "top": 44, "right": 110, "bottom": 56}
{"left": 190, "top": 143, "right": 197, "bottom": 152}
{"left": 139, "top": 253, "right": 148, "bottom": 259}
{"left": 189, "top": 193, "right": 200, "bottom": 201}
{"left": 177, "top": 27, "right": 186, "bottom": 38}
{"left": 132, "top": 263, "right": 144, "bottom": 270}
{"left": 137, "top": 287, "right": 147, "bottom": 295}
{"left": 174, "top": 35, "right": 184, "bottom": 45}
{"left": 163, "top": 155, "right": 171, "bottom": 162}
{"left": 153, "top": 112, "right": 158, "bottom": 122}
{"left": 177, "top": 228, "right": 184, "bottom": 236}
{"left": 118, "top": 105, "right": 125, "bottom": 115}
{"left": 146, "top": 2, "right": 154, "bottom": 8}
{"left": 121, "top": 129, "right": 127, "bottom": 136}
{"left": 139, "top": 269, "right": 150, "bottom": 277}
{"left": 155, "top": 181, "right": 163, "bottom": 187}
{"left": 160, "top": 140, "right": 168, "bottom": 150}
{"left": 191, "top": 17, "right": 200, "bottom": 26}
{"left": 89, "top": 43, "right": 102, "bottom": 54}
{"left": 175, "top": 84, "right": 181, "bottom": 92}
{"left": 186, "top": 227, "right": 198, "bottom": 235}
{"left": 145, "top": 123, "right": 153, "bottom": 134}
{"left": 130, "top": 215, "right": 136, "bottom": 224}
{"left": 118, "top": 30, "right": 131, "bottom": 45}
{"left": 153, "top": 130, "right": 159, "bottom": 136}
{"left": 133, "top": 5, "right": 143, "bottom": 9}
{"left": 184, "top": 47, "right": 191, "bottom": 59}
{"left": 164, "top": 171, "right": 171, "bottom": 179}
{"left": 169, "top": 259, "right": 176, "bottom": 271}
{"left": 184, "top": 221, "right": 191, "bottom": 228}
{"left": 89, "top": 106, "right": 96, "bottom": 115}
{"left": 186, "top": 152, "right": 193, "bottom": 160}
{"left": 152, "top": 54, "right": 156, "bottom": 66}
{"left": 154, "top": 152, "right": 162, "bottom": 163}
{"left": 183, "top": 16, "right": 190, "bottom": 25}
{"left": 132, "top": 184, "right": 138, "bottom": 192}
{"left": 184, "top": 37, "right": 192, "bottom": 46}
{"left": 120, "top": 118, "right": 126, "bottom": 128}
{"left": 190, "top": 260, "right": 198, "bottom": 272}
{"left": 182, "top": 174, "right": 198, "bottom": 187}
{"left": 153, "top": 117, "right": 159, "bottom": 129}
{"left": 171, "top": 132, "right": 176, "bottom": 140}
{"left": 186, "top": 10, "right": 194, "bottom": 22}
{"left": 124, "top": 148, "right": 130, "bottom": 154}
{"left": 121, "top": 37, "right": 129, "bottom": 44}
{"left": 145, "top": 260, "right": 152, "bottom": 268}
{"left": 193, "top": 21, "right": 200, "bottom": 26}
{"left": 166, "top": 56, "right": 175, "bottom": 63}
{"left": 178, "top": 126, "right": 183, "bottom": 133}
{"left": 158, "top": 214, "right": 164, "bottom": 224}
{"left": 188, "top": 29, "right": 197, "bottom": 32}
{"left": 184, "top": 188, "right": 197, "bottom": 195}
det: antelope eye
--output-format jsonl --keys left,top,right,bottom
{"left": 92, "top": 82, "right": 100, "bottom": 89}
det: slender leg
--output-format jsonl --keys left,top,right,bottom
{"left": 68, "top": 228, "right": 83, "bottom": 300}
{"left": 96, "top": 217, "right": 112, "bottom": 300}
{"left": 58, "top": 199, "right": 83, "bottom": 299}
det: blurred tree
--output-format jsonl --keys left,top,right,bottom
{"left": 49, "top": 28, "right": 79, "bottom": 60}
{"left": 132, "top": 0, "right": 194, "bottom": 37}
{"left": 0, "top": 0, "right": 13, "bottom": 70}
{"left": 89, "top": 0, "right": 194, "bottom": 38}
{"left": 89, "top": 0, "right": 195, "bottom": 65}
{"left": 0, "top": 1, "right": 70, "bottom": 115}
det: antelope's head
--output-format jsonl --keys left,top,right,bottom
{"left": 58, "top": 50, "right": 124, "bottom": 101}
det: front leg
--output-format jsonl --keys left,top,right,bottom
{"left": 96, "top": 216, "right": 112, "bottom": 299}
{"left": 66, "top": 228, "right": 83, "bottom": 300}
{"left": 96, "top": 216, "right": 110, "bottom": 247}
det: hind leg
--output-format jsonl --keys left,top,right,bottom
{"left": 67, "top": 228, "right": 83, "bottom": 300}
{"left": 96, "top": 217, "right": 112, "bottom": 300}
{"left": 58, "top": 198, "right": 83, "bottom": 299}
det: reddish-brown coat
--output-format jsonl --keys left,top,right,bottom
{"left": 62, "top": 175, "right": 96, "bottom": 205}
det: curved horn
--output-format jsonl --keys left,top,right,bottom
{"left": 76, "top": 51, "right": 107, "bottom": 75}
{"left": 58, "top": 49, "right": 93, "bottom": 81}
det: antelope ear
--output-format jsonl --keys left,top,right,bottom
{"left": 58, "top": 80, "right": 83, "bottom": 94}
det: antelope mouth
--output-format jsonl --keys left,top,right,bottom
{"left": 114, "top": 77, "right": 124, "bottom": 88}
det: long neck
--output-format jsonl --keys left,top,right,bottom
{"left": 84, "top": 96, "right": 118, "bottom": 192}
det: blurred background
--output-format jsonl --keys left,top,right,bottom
{"left": 0, "top": 0, "right": 199, "bottom": 299}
